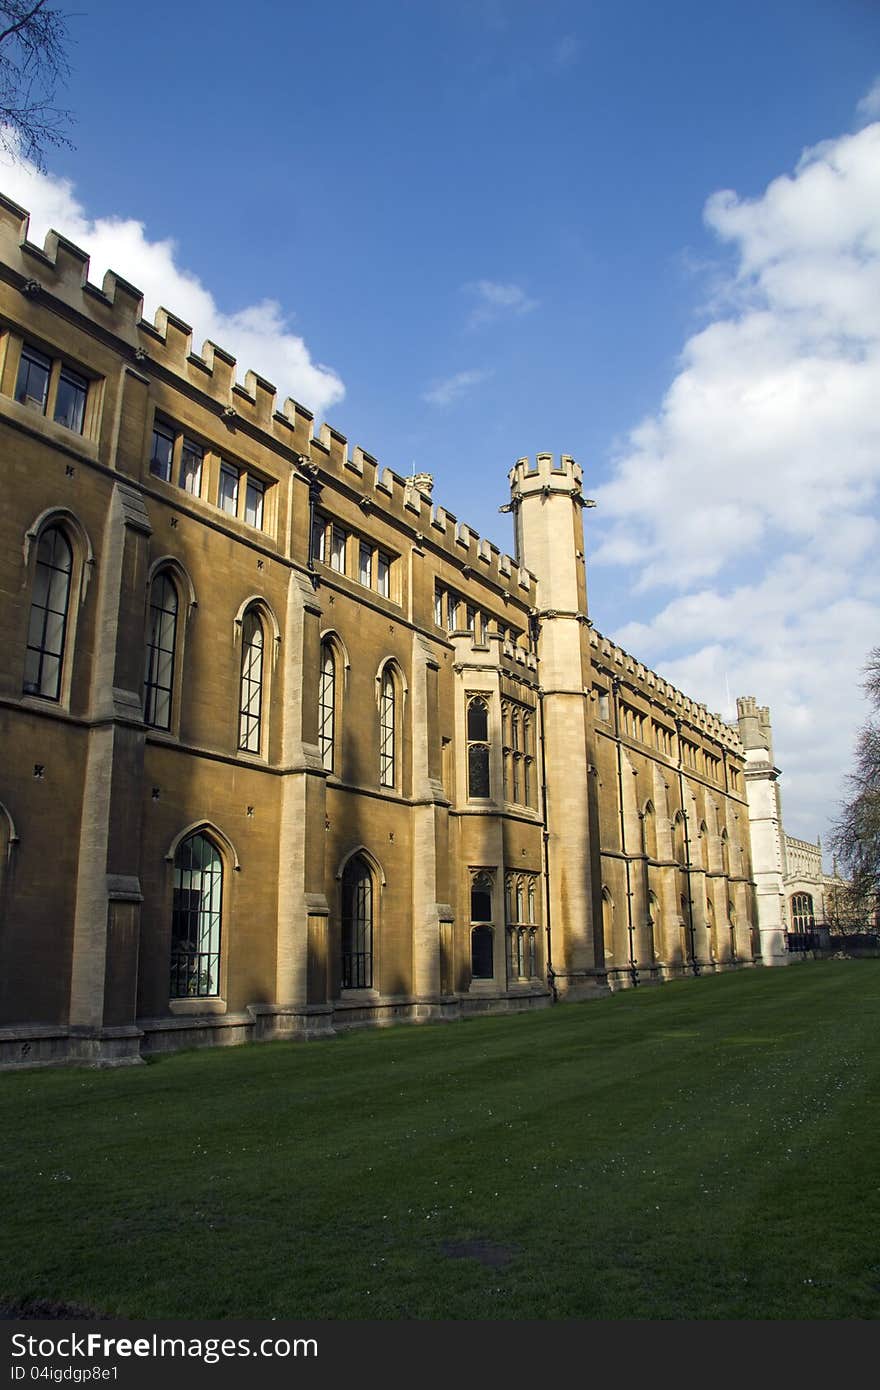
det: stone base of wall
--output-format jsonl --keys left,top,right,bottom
{"left": 0, "top": 1024, "right": 144, "bottom": 1070}
{"left": 138, "top": 1012, "right": 256, "bottom": 1056}
{"left": 458, "top": 987, "right": 552, "bottom": 1018}
{"left": 0, "top": 961, "right": 765, "bottom": 1069}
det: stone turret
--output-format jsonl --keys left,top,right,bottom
{"left": 736, "top": 696, "right": 786, "bottom": 964}
{"left": 509, "top": 454, "right": 605, "bottom": 999}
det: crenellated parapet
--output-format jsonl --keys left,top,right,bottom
{"left": 0, "top": 193, "right": 531, "bottom": 600}
{"left": 590, "top": 626, "right": 745, "bottom": 754}
{"left": 310, "top": 420, "right": 532, "bottom": 598}
{"left": 508, "top": 451, "right": 584, "bottom": 499}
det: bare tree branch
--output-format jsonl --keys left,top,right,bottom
{"left": 0, "top": 1, "right": 73, "bottom": 170}
{"left": 830, "top": 646, "right": 880, "bottom": 928}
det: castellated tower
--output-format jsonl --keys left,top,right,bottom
{"left": 509, "top": 454, "right": 607, "bottom": 998}
{"left": 736, "top": 696, "right": 787, "bottom": 965}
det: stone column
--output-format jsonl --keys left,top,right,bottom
{"left": 510, "top": 454, "right": 606, "bottom": 1000}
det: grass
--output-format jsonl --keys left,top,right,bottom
{"left": 1, "top": 961, "right": 879, "bottom": 1320}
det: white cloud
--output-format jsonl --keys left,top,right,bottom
{"left": 463, "top": 278, "right": 539, "bottom": 329}
{"left": 0, "top": 137, "right": 345, "bottom": 419}
{"left": 422, "top": 368, "right": 492, "bottom": 407}
{"left": 591, "top": 119, "right": 880, "bottom": 842}
{"left": 856, "top": 76, "right": 880, "bottom": 121}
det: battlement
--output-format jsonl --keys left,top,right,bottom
{"left": 508, "top": 452, "right": 583, "bottom": 496}
{"left": 735, "top": 696, "right": 770, "bottom": 726}
{"left": 0, "top": 193, "right": 532, "bottom": 602}
{"left": 590, "top": 626, "right": 745, "bottom": 754}
{"left": 735, "top": 694, "right": 773, "bottom": 757}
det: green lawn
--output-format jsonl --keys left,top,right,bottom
{"left": 1, "top": 961, "right": 879, "bottom": 1320}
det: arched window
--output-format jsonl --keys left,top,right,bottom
{"left": 522, "top": 713, "right": 533, "bottom": 807}
{"left": 319, "top": 640, "right": 336, "bottom": 772}
{"left": 467, "top": 696, "right": 490, "bottom": 798}
{"left": 238, "top": 608, "right": 264, "bottom": 753}
{"left": 23, "top": 525, "right": 73, "bottom": 701}
{"left": 506, "top": 872, "right": 538, "bottom": 981}
{"left": 470, "top": 872, "right": 494, "bottom": 980}
{"left": 720, "top": 829, "right": 730, "bottom": 876}
{"left": 379, "top": 668, "right": 396, "bottom": 786}
{"left": 144, "top": 570, "right": 179, "bottom": 730}
{"left": 170, "top": 832, "right": 222, "bottom": 997}
{"left": 341, "top": 854, "right": 373, "bottom": 989}
{"left": 728, "top": 901, "right": 737, "bottom": 959}
{"left": 791, "top": 893, "right": 815, "bottom": 932}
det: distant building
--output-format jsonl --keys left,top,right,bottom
{"left": 0, "top": 195, "right": 775, "bottom": 1068}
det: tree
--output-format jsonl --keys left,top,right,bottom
{"left": 830, "top": 648, "right": 880, "bottom": 930}
{"left": 0, "top": 1, "right": 73, "bottom": 170}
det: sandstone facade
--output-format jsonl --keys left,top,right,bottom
{"left": 0, "top": 197, "right": 766, "bottom": 1068}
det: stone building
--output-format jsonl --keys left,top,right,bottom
{"left": 0, "top": 196, "right": 765, "bottom": 1068}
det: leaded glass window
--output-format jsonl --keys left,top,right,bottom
{"left": 319, "top": 642, "right": 336, "bottom": 772}
{"left": 23, "top": 526, "right": 72, "bottom": 700}
{"left": 380, "top": 669, "right": 396, "bottom": 786}
{"left": 470, "top": 872, "right": 494, "bottom": 981}
{"left": 170, "top": 833, "right": 222, "bottom": 997}
{"left": 341, "top": 854, "right": 373, "bottom": 989}
{"left": 238, "top": 610, "right": 264, "bottom": 753}
{"left": 144, "top": 572, "right": 178, "bottom": 729}
{"left": 467, "top": 696, "right": 490, "bottom": 798}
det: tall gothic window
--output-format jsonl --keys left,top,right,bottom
{"left": 505, "top": 871, "right": 539, "bottom": 982}
{"left": 467, "top": 697, "right": 490, "bottom": 798}
{"left": 144, "top": 571, "right": 179, "bottom": 730}
{"left": 470, "top": 872, "right": 494, "bottom": 980}
{"left": 170, "top": 832, "right": 222, "bottom": 997}
{"left": 341, "top": 854, "right": 373, "bottom": 989}
{"left": 379, "top": 669, "right": 396, "bottom": 786}
{"left": 23, "top": 525, "right": 73, "bottom": 700}
{"left": 238, "top": 609, "right": 264, "bottom": 753}
{"left": 319, "top": 641, "right": 336, "bottom": 772}
{"left": 791, "top": 893, "right": 815, "bottom": 932}
{"left": 501, "top": 699, "right": 535, "bottom": 807}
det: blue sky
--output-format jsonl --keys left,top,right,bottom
{"left": 2, "top": 0, "right": 879, "bottom": 848}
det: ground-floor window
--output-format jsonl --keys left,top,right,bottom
{"left": 170, "top": 832, "right": 222, "bottom": 997}
{"left": 470, "top": 871, "right": 495, "bottom": 980}
{"left": 342, "top": 855, "right": 373, "bottom": 989}
{"left": 791, "top": 892, "right": 814, "bottom": 933}
{"left": 505, "top": 871, "right": 540, "bottom": 983}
